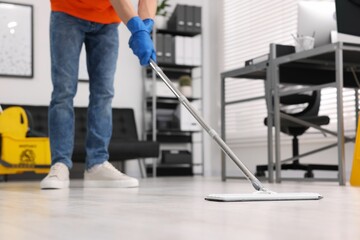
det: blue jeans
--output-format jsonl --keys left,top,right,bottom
{"left": 49, "top": 11, "right": 119, "bottom": 170}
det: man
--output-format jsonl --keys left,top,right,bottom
{"left": 40, "top": 0, "right": 157, "bottom": 189}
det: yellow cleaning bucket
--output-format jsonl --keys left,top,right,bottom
{"left": 0, "top": 106, "right": 51, "bottom": 175}
{"left": 350, "top": 117, "right": 360, "bottom": 186}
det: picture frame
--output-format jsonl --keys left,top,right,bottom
{"left": 0, "top": 2, "right": 33, "bottom": 78}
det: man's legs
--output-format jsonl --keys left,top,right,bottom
{"left": 84, "top": 23, "right": 119, "bottom": 169}
{"left": 48, "top": 12, "right": 86, "bottom": 169}
{"left": 83, "top": 23, "right": 138, "bottom": 188}
{"left": 41, "top": 12, "right": 86, "bottom": 189}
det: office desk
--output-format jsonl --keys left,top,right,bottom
{"left": 221, "top": 42, "right": 360, "bottom": 185}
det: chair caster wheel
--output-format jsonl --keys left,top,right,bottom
{"left": 304, "top": 171, "right": 314, "bottom": 178}
{"left": 255, "top": 171, "right": 266, "bottom": 177}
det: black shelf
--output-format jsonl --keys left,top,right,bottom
{"left": 155, "top": 63, "right": 200, "bottom": 69}
{"left": 147, "top": 129, "right": 199, "bottom": 134}
{"left": 147, "top": 163, "right": 192, "bottom": 168}
{"left": 156, "top": 28, "right": 201, "bottom": 37}
{"left": 146, "top": 64, "right": 200, "bottom": 79}
{"left": 146, "top": 131, "right": 192, "bottom": 143}
{"left": 146, "top": 96, "right": 201, "bottom": 109}
{"left": 146, "top": 164, "right": 193, "bottom": 176}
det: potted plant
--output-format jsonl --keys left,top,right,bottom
{"left": 155, "top": 0, "right": 170, "bottom": 29}
{"left": 178, "top": 75, "right": 192, "bottom": 97}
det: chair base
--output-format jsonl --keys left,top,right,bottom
{"left": 255, "top": 162, "right": 339, "bottom": 178}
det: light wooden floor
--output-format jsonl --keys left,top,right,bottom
{"left": 0, "top": 177, "right": 359, "bottom": 240}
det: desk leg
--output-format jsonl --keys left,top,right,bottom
{"left": 336, "top": 44, "right": 346, "bottom": 186}
{"left": 265, "top": 66, "right": 274, "bottom": 183}
{"left": 221, "top": 77, "right": 226, "bottom": 181}
{"left": 273, "top": 64, "right": 282, "bottom": 183}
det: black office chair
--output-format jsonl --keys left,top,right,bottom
{"left": 256, "top": 90, "right": 338, "bottom": 178}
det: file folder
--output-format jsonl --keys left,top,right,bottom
{"left": 169, "top": 4, "right": 185, "bottom": 32}
{"left": 184, "top": 37, "right": 193, "bottom": 65}
{"left": 156, "top": 33, "right": 164, "bottom": 63}
{"left": 171, "top": 36, "right": 176, "bottom": 64}
{"left": 185, "top": 5, "right": 194, "bottom": 33}
{"left": 175, "top": 36, "right": 185, "bottom": 65}
{"left": 194, "top": 6, "right": 202, "bottom": 33}
{"left": 193, "top": 35, "right": 201, "bottom": 66}
{"left": 164, "top": 34, "right": 173, "bottom": 63}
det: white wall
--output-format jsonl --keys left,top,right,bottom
{"left": 202, "top": 1, "right": 223, "bottom": 177}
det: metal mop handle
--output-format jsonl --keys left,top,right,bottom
{"left": 149, "top": 60, "right": 266, "bottom": 192}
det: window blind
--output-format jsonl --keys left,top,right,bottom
{"left": 222, "top": 0, "right": 357, "bottom": 147}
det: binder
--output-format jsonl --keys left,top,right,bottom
{"left": 175, "top": 36, "right": 185, "bottom": 65}
{"left": 171, "top": 36, "right": 176, "bottom": 64}
{"left": 156, "top": 33, "right": 164, "bottom": 63}
{"left": 164, "top": 34, "right": 173, "bottom": 63}
{"left": 184, "top": 37, "right": 193, "bottom": 65}
{"left": 185, "top": 5, "right": 194, "bottom": 33}
{"left": 193, "top": 35, "right": 201, "bottom": 66}
{"left": 193, "top": 6, "right": 202, "bottom": 33}
{"left": 169, "top": 4, "right": 185, "bottom": 32}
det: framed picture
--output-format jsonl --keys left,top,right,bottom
{"left": 0, "top": 2, "right": 33, "bottom": 78}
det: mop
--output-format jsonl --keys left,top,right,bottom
{"left": 149, "top": 60, "right": 322, "bottom": 202}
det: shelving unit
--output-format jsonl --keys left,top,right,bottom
{"left": 142, "top": 21, "right": 204, "bottom": 177}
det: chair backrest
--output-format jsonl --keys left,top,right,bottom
{"left": 279, "top": 90, "right": 322, "bottom": 136}
{"left": 280, "top": 90, "right": 320, "bottom": 117}
{"left": 73, "top": 107, "right": 139, "bottom": 141}
{"left": 111, "top": 108, "right": 139, "bottom": 141}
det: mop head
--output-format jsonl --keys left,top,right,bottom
{"left": 205, "top": 190, "right": 323, "bottom": 202}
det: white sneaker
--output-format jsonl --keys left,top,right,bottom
{"left": 84, "top": 161, "right": 139, "bottom": 188}
{"left": 40, "top": 162, "right": 70, "bottom": 189}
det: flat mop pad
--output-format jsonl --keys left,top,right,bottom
{"left": 205, "top": 192, "right": 323, "bottom": 202}
{"left": 149, "top": 60, "right": 323, "bottom": 202}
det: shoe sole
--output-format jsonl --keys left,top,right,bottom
{"left": 40, "top": 180, "right": 70, "bottom": 189}
{"left": 83, "top": 180, "right": 139, "bottom": 188}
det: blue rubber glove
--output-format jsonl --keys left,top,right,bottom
{"left": 127, "top": 16, "right": 156, "bottom": 66}
{"left": 143, "top": 18, "right": 154, "bottom": 33}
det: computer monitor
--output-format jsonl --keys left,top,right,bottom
{"left": 335, "top": 0, "right": 360, "bottom": 37}
{"left": 297, "top": 1, "right": 337, "bottom": 48}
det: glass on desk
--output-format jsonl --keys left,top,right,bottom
{"left": 295, "top": 36, "right": 315, "bottom": 52}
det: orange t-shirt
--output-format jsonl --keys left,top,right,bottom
{"left": 51, "top": 0, "right": 121, "bottom": 24}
